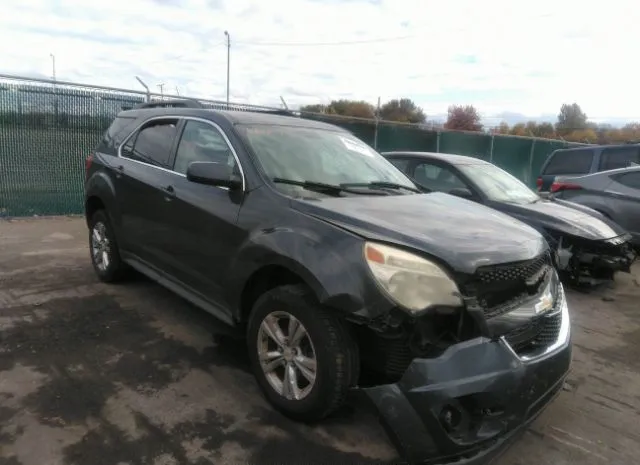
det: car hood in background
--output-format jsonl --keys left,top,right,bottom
{"left": 489, "top": 198, "right": 626, "bottom": 241}
{"left": 293, "top": 192, "right": 546, "bottom": 274}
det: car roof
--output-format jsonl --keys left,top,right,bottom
{"left": 382, "top": 151, "right": 490, "bottom": 165}
{"left": 117, "top": 107, "right": 347, "bottom": 132}
{"left": 588, "top": 164, "right": 640, "bottom": 176}
{"left": 553, "top": 143, "right": 640, "bottom": 153}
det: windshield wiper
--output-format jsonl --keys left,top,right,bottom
{"left": 340, "top": 181, "right": 421, "bottom": 193}
{"left": 272, "top": 178, "right": 386, "bottom": 196}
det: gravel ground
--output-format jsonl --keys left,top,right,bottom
{"left": 1, "top": 217, "right": 639, "bottom": 465}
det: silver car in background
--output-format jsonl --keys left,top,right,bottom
{"left": 549, "top": 166, "right": 640, "bottom": 248}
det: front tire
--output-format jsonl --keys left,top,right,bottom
{"left": 89, "top": 210, "right": 128, "bottom": 283}
{"left": 247, "top": 285, "right": 359, "bottom": 422}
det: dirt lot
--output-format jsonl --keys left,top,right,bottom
{"left": 1, "top": 217, "right": 640, "bottom": 465}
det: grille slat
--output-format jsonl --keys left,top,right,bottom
{"left": 471, "top": 252, "right": 552, "bottom": 318}
{"left": 477, "top": 253, "right": 551, "bottom": 284}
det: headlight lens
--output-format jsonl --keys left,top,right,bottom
{"left": 364, "top": 242, "right": 463, "bottom": 313}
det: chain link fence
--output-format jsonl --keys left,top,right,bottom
{"left": 1, "top": 74, "right": 584, "bottom": 217}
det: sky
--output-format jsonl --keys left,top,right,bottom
{"left": 1, "top": 0, "right": 640, "bottom": 125}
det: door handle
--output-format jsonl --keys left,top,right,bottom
{"left": 163, "top": 185, "right": 175, "bottom": 200}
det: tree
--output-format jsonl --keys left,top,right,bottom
{"left": 327, "top": 99, "right": 376, "bottom": 119}
{"left": 444, "top": 105, "right": 483, "bottom": 131}
{"left": 299, "top": 100, "right": 376, "bottom": 119}
{"left": 299, "top": 104, "right": 326, "bottom": 114}
{"left": 534, "top": 122, "right": 556, "bottom": 139}
{"left": 565, "top": 128, "right": 598, "bottom": 143}
{"left": 495, "top": 122, "right": 510, "bottom": 134}
{"left": 379, "top": 98, "right": 426, "bottom": 123}
{"left": 510, "top": 123, "right": 527, "bottom": 136}
{"left": 556, "top": 103, "right": 588, "bottom": 135}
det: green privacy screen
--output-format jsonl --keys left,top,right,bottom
{"left": 0, "top": 76, "right": 584, "bottom": 217}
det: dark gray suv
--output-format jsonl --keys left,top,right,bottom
{"left": 84, "top": 100, "right": 572, "bottom": 464}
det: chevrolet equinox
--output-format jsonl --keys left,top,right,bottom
{"left": 84, "top": 100, "right": 572, "bottom": 464}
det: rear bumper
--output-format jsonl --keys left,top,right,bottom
{"left": 361, "top": 293, "right": 571, "bottom": 464}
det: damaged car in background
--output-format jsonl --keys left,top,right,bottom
{"left": 85, "top": 101, "right": 572, "bottom": 464}
{"left": 384, "top": 151, "right": 637, "bottom": 286}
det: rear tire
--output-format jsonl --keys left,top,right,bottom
{"left": 246, "top": 285, "right": 359, "bottom": 422}
{"left": 89, "top": 210, "right": 128, "bottom": 283}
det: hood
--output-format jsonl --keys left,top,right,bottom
{"left": 292, "top": 193, "right": 546, "bottom": 274}
{"left": 489, "top": 198, "right": 626, "bottom": 240}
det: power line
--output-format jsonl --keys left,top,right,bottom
{"left": 235, "top": 35, "right": 413, "bottom": 47}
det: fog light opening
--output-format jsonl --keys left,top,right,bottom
{"left": 440, "top": 405, "right": 463, "bottom": 432}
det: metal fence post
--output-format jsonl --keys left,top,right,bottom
{"left": 527, "top": 139, "right": 536, "bottom": 186}
{"left": 436, "top": 131, "right": 441, "bottom": 153}
{"left": 489, "top": 134, "right": 494, "bottom": 162}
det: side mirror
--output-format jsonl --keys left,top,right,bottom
{"left": 186, "top": 161, "right": 242, "bottom": 190}
{"left": 448, "top": 187, "right": 474, "bottom": 199}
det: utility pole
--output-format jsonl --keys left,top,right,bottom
{"left": 224, "top": 30, "right": 230, "bottom": 108}
{"left": 157, "top": 83, "right": 165, "bottom": 97}
{"left": 175, "top": 86, "right": 180, "bottom": 96}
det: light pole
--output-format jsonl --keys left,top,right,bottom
{"left": 157, "top": 83, "right": 165, "bottom": 97}
{"left": 224, "top": 30, "right": 230, "bottom": 108}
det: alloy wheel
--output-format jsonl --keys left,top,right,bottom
{"left": 91, "top": 222, "right": 111, "bottom": 272}
{"left": 257, "top": 311, "right": 317, "bottom": 401}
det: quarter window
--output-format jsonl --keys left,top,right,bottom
{"left": 173, "top": 120, "right": 238, "bottom": 175}
{"left": 615, "top": 172, "right": 640, "bottom": 189}
{"left": 600, "top": 147, "right": 640, "bottom": 171}
{"left": 121, "top": 119, "right": 179, "bottom": 168}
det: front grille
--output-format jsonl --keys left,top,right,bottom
{"left": 504, "top": 291, "right": 563, "bottom": 354}
{"left": 476, "top": 253, "right": 551, "bottom": 284}
{"left": 470, "top": 252, "right": 552, "bottom": 318}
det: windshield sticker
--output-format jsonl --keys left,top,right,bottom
{"left": 339, "top": 136, "right": 375, "bottom": 157}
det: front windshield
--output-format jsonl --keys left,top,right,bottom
{"left": 458, "top": 163, "right": 539, "bottom": 203}
{"left": 238, "top": 124, "right": 415, "bottom": 193}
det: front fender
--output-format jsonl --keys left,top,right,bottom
{"left": 225, "top": 225, "right": 379, "bottom": 321}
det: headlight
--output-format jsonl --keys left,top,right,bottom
{"left": 364, "top": 242, "right": 463, "bottom": 313}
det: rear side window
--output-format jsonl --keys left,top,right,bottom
{"left": 599, "top": 147, "right": 640, "bottom": 171}
{"left": 543, "top": 149, "right": 594, "bottom": 175}
{"left": 615, "top": 172, "right": 640, "bottom": 189}
{"left": 102, "top": 116, "right": 136, "bottom": 148}
{"left": 121, "top": 119, "right": 179, "bottom": 168}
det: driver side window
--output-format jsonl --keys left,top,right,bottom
{"left": 173, "top": 120, "right": 238, "bottom": 176}
{"left": 412, "top": 162, "right": 467, "bottom": 192}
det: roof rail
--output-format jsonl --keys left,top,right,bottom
{"left": 247, "top": 109, "right": 299, "bottom": 117}
{"left": 133, "top": 99, "right": 204, "bottom": 109}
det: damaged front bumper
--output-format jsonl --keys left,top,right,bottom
{"left": 556, "top": 234, "right": 637, "bottom": 281}
{"left": 361, "top": 289, "right": 571, "bottom": 464}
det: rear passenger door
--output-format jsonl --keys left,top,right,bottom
{"left": 163, "top": 119, "right": 245, "bottom": 314}
{"left": 606, "top": 171, "right": 640, "bottom": 239}
{"left": 117, "top": 118, "right": 182, "bottom": 270}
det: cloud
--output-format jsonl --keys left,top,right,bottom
{"left": 1, "top": 0, "right": 639, "bottom": 122}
